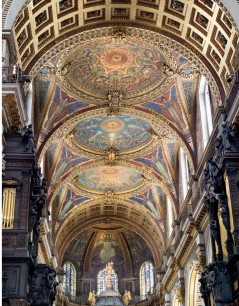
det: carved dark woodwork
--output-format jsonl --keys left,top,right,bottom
{"left": 203, "top": 122, "right": 239, "bottom": 259}
{"left": 203, "top": 161, "right": 223, "bottom": 261}
{"left": 21, "top": 124, "right": 36, "bottom": 153}
{"left": 2, "top": 154, "right": 6, "bottom": 178}
{"left": 218, "top": 194, "right": 234, "bottom": 256}
{"left": 29, "top": 264, "right": 59, "bottom": 306}
{"left": 2, "top": 132, "right": 52, "bottom": 306}
{"left": 222, "top": 125, "right": 239, "bottom": 255}
{"left": 29, "top": 164, "right": 48, "bottom": 262}
{"left": 227, "top": 77, "right": 239, "bottom": 110}
{"left": 199, "top": 261, "right": 233, "bottom": 305}
{"left": 226, "top": 255, "right": 239, "bottom": 302}
{"left": 202, "top": 122, "right": 239, "bottom": 304}
{"left": 204, "top": 194, "right": 223, "bottom": 261}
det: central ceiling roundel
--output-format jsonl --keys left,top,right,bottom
{"left": 63, "top": 38, "right": 167, "bottom": 98}
{"left": 74, "top": 115, "right": 152, "bottom": 152}
{"left": 78, "top": 166, "right": 143, "bottom": 193}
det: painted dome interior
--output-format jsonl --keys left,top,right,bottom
{"left": 73, "top": 115, "right": 153, "bottom": 153}
{"left": 10, "top": 0, "right": 239, "bottom": 278}
{"left": 61, "top": 38, "right": 168, "bottom": 98}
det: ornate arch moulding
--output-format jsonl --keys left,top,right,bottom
{"left": 56, "top": 214, "right": 163, "bottom": 266}
{"left": 55, "top": 194, "right": 166, "bottom": 230}
{"left": 47, "top": 157, "right": 177, "bottom": 212}
{"left": 54, "top": 196, "right": 158, "bottom": 237}
{"left": 26, "top": 26, "right": 224, "bottom": 101}
{"left": 37, "top": 106, "right": 196, "bottom": 173}
{"left": 61, "top": 112, "right": 183, "bottom": 161}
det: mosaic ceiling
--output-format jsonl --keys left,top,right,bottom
{"left": 12, "top": 0, "right": 239, "bottom": 267}
{"left": 61, "top": 38, "right": 168, "bottom": 98}
{"left": 74, "top": 115, "right": 152, "bottom": 153}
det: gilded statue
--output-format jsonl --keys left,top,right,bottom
{"left": 123, "top": 290, "right": 132, "bottom": 305}
{"left": 106, "top": 262, "right": 114, "bottom": 289}
{"left": 88, "top": 290, "right": 96, "bottom": 306}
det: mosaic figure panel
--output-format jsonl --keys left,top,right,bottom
{"left": 44, "top": 86, "right": 89, "bottom": 131}
{"left": 74, "top": 115, "right": 152, "bottom": 152}
{"left": 181, "top": 79, "right": 195, "bottom": 116}
{"left": 35, "top": 79, "right": 51, "bottom": 111}
{"left": 63, "top": 38, "right": 168, "bottom": 97}
{"left": 59, "top": 188, "right": 91, "bottom": 220}
{"left": 78, "top": 166, "right": 143, "bottom": 192}
{"left": 91, "top": 232, "right": 124, "bottom": 265}
{"left": 130, "top": 188, "right": 164, "bottom": 222}
{"left": 63, "top": 229, "right": 94, "bottom": 270}
{"left": 135, "top": 147, "right": 172, "bottom": 185}
{"left": 143, "top": 85, "right": 187, "bottom": 131}
{"left": 122, "top": 230, "right": 154, "bottom": 273}
{"left": 165, "top": 142, "right": 178, "bottom": 172}
{"left": 52, "top": 146, "right": 89, "bottom": 183}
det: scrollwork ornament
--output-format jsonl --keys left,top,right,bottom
{"left": 199, "top": 261, "right": 233, "bottom": 305}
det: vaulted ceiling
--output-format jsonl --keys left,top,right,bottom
{"left": 11, "top": 0, "right": 239, "bottom": 270}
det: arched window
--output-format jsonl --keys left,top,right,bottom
{"left": 140, "top": 261, "right": 154, "bottom": 299}
{"left": 166, "top": 197, "right": 174, "bottom": 237}
{"left": 97, "top": 267, "right": 118, "bottom": 294}
{"left": 199, "top": 76, "right": 213, "bottom": 148}
{"left": 180, "top": 147, "right": 189, "bottom": 200}
{"left": 63, "top": 262, "right": 76, "bottom": 296}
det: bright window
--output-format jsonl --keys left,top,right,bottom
{"left": 199, "top": 76, "right": 213, "bottom": 148}
{"left": 166, "top": 197, "right": 173, "bottom": 237}
{"left": 97, "top": 267, "right": 118, "bottom": 294}
{"left": 180, "top": 147, "right": 189, "bottom": 200}
{"left": 63, "top": 262, "right": 76, "bottom": 296}
{"left": 140, "top": 261, "right": 154, "bottom": 298}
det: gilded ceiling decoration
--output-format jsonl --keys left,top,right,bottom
{"left": 73, "top": 115, "right": 152, "bottom": 153}
{"left": 59, "top": 38, "right": 169, "bottom": 99}
{"left": 58, "top": 188, "right": 91, "bottom": 221}
{"left": 10, "top": 0, "right": 239, "bottom": 268}
{"left": 78, "top": 166, "right": 143, "bottom": 193}
{"left": 55, "top": 203, "right": 164, "bottom": 265}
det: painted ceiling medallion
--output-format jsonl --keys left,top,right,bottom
{"left": 63, "top": 38, "right": 168, "bottom": 98}
{"left": 78, "top": 166, "right": 143, "bottom": 192}
{"left": 74, "top": 115, "right": 152, "bottom": 153}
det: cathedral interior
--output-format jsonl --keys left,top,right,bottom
{"left": 2, "top": 0, "right": 239, "bottom": 305}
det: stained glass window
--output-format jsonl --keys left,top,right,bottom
{"left": 140, "top": 261, "right": 154, "bottom": 299}
{"left": 97, "top": 267, "right": 118, "bottom": 294}
{"left": 63, "top": 262, "right": 76, "bottom": 296}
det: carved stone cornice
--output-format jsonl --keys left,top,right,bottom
{"left": 186, "top": 258, "right": 205, "bottom": 274}
{"left": 172, "top": 287, "right": 185, "bottom": 303}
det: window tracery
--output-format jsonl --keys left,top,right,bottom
{"left": 140, "top": 261, "right": 154, "bottom": 299}
{"left": 97, "top": 267, "right": 118, "bottom": 294}
{"left": 63, "top": 262, "right": 76, "bottom": 296}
